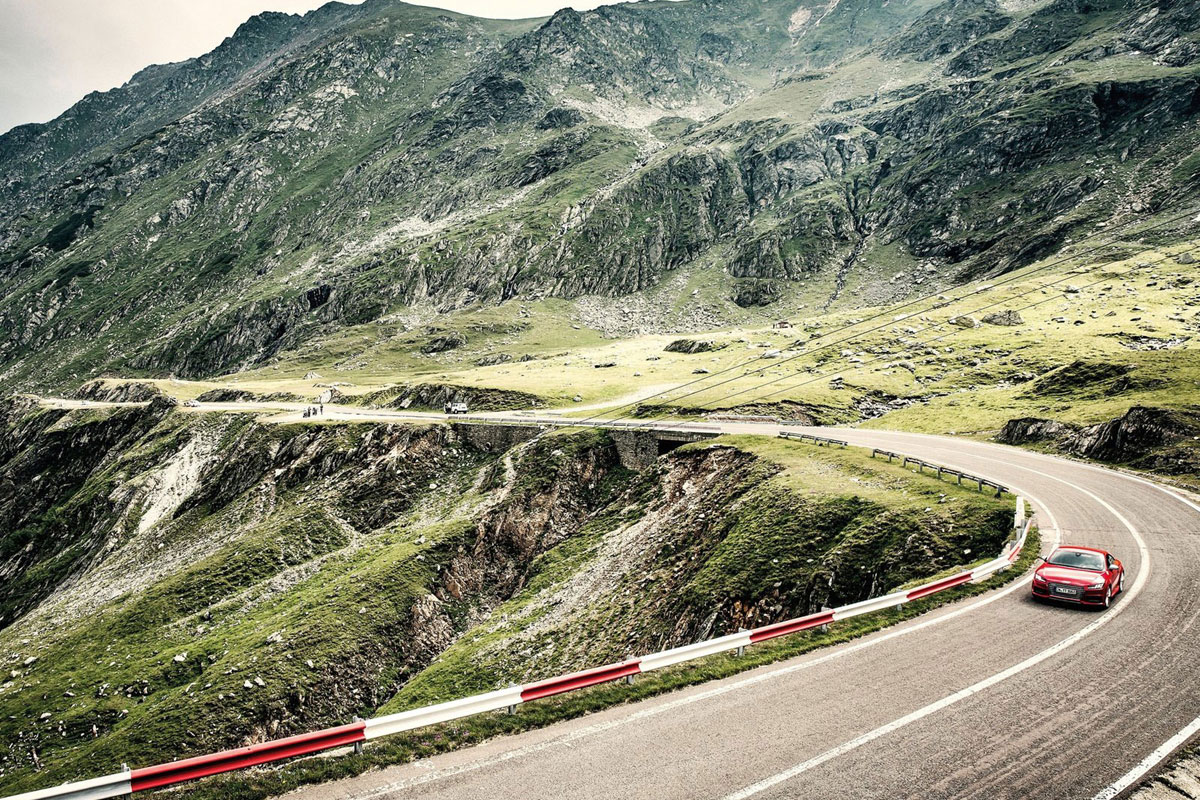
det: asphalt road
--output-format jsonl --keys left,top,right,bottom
{"left": 251, "top": 421, "right": 1197, "bottom": 800}
{"left": 36, "top": 400, "right": 1200, "bottom": 798}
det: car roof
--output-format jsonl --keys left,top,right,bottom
{"left": 1053, "top": 545, "right": 1109, "bottom": 556}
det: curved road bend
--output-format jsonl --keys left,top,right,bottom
{"left": 32, "top": 402, "right": 1200, "bottom": 799}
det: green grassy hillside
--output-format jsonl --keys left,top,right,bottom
{"left": 0, "top": 402, "right": 1014, "bottom": 795}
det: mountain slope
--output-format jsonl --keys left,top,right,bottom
{"left": 0, "top": 0, "right": 1198, "bottom": 392}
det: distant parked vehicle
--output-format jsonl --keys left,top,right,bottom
{"left": 1032, "top": 546, "right": 1124, "bottom": 608}
{"left": 445, "top": 400, "right": 469, "bottom": 414}
{"left": 182, "top": 399, "right": 200, "bottom": 408}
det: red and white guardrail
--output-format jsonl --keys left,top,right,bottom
{"left": 6, "top": 497, "right": 1031, "bottom": 800}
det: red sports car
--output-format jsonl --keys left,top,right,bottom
{"left": 1032, "top": 546, "right": 1124, "bottom": 608}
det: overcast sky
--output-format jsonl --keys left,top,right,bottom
{"left": 0, "top": 0, "right": 628, "bottom": 135}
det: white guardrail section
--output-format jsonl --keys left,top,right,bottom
{"left": 9, "top": 772, "right": 131, "bottom": 800}
{"left": 6, "top": 491, "right": 1031, "bottom": 799}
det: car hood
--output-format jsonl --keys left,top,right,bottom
{"left": 1036, "top": 565, "right": 1105, "bottom": 585}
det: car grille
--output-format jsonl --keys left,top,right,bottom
{"left": 1047, "top": 582, "right": 1082, "bottom": 599}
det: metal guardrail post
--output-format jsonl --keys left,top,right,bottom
{"left": 352, "top": 717, "right": 363, "bottom": 754}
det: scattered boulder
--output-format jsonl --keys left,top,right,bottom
{"left": 949, "top": 315, "right": 980, "bottom": 328}
{"left": 421, "top": 331, "right": 467, "bottom": 354}
{"left": 731, "top": 280, "right": 782, "bottom": 308}
{"left": 536, "top": 107, "right": 586, "bottom": 130}
{"left": 664, "top": 339, "right": 725, "bottom": 354}
{"left": 316, "top": 388, "right": 344, "bottom": 404}
{"left": 475, "top": 353, "right": 513, "bottom": 367}
{"left": 1116, "top": 335, "right": 1189, "bottom": 351}
{"left": 981, "top": 310, "right": 1024, "bottom": 326}
{"left": 1176, "top": 252, "right": 1195, "bottom": 265}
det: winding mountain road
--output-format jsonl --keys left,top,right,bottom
{"left": 32, "top": 399, "right": 1200, "bottom": 798}
{"left": 280, "top": 422, "right": 1200, "bottom": 800}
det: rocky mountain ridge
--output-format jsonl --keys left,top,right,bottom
{"left": 0, "top": 0, "right": 1198, "bottom": 390}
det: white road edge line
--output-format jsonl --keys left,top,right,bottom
{"left": 868, "top": 433, "right": 1200, "bottom": 800}
{"left": 718, "top": 464, "right": 1151, "bottom": 800}
{"left": 1092, "top": 714, "right": 1200, "bottom": 800}
{"left": 345, "top": 498, "right": 1060, "bottom": 799}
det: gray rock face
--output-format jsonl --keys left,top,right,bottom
{"left": 996, "top": 417, "right": 1076, "bottom": 445}
{"left": 664, "top": 339, "right": 725, "bottom": 354}
{"left": 981, "top": 310, "right": 1024, "bottom": 326}
{"left": 421, "top": 331, "right": 467, "bottom": 354}
{"left": 998, "top": 406, "right": 1200, "bottom": 476}
{"left": 949, "top": 315, "right": 981, "bottom": 328}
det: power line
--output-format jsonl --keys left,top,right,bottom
{"left": 416, "top": 232, "right": 1195, "bottom": 530}
{"left": 633, "top": 240, "right": 1184, "bottom": 415}
{"left": 564, "top": 205, "right": 1200, "bottom": 428}
{"left": 677, "top": 243, "right": 1196, "bottom": 414}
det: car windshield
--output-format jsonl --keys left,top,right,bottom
{"left": 1047, "top": 549, "right": 1105, "bottom": 572}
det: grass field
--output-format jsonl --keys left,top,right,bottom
{"left": 92, "top": 238, "right": 1199, "bottom": 441}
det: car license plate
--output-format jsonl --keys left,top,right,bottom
{"left": 1054, "top": 586, "right": 1078, "bottom": 596}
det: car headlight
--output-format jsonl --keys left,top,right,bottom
{"left": 1088, "top": 578, "right": 1106, "bottom": 588}
{"left": 1033, "top": 574, "right": 1047, "bottom": 585}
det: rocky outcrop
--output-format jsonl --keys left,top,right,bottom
{"left": 998, "top": 406, "right": 1200, "bottom": 480}
{"left": 883, "top": 0, "right": 1010, "bottom": 62}
{"left": 72, "top": 380, "right": 167, "bottom": 403}
{"left": 982, "top": 310, "right": 1024, "bottom": 326}
{"left": 664, "top": 338, "right": 725, "bottom": 354}
{"left": 420, "top": 331, "right": 467, "bottom": 354}
{"left": 997, "top": 417, "right": 1075, "bottom": 446}
{"left": 193, "top": 387, "right": 306, "bottom": 403}
{"left": 354, "top": 382, "right": 543, "bottom": 412}
{"left": 0, "top": 398, "right": 177, "bottom": 625}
